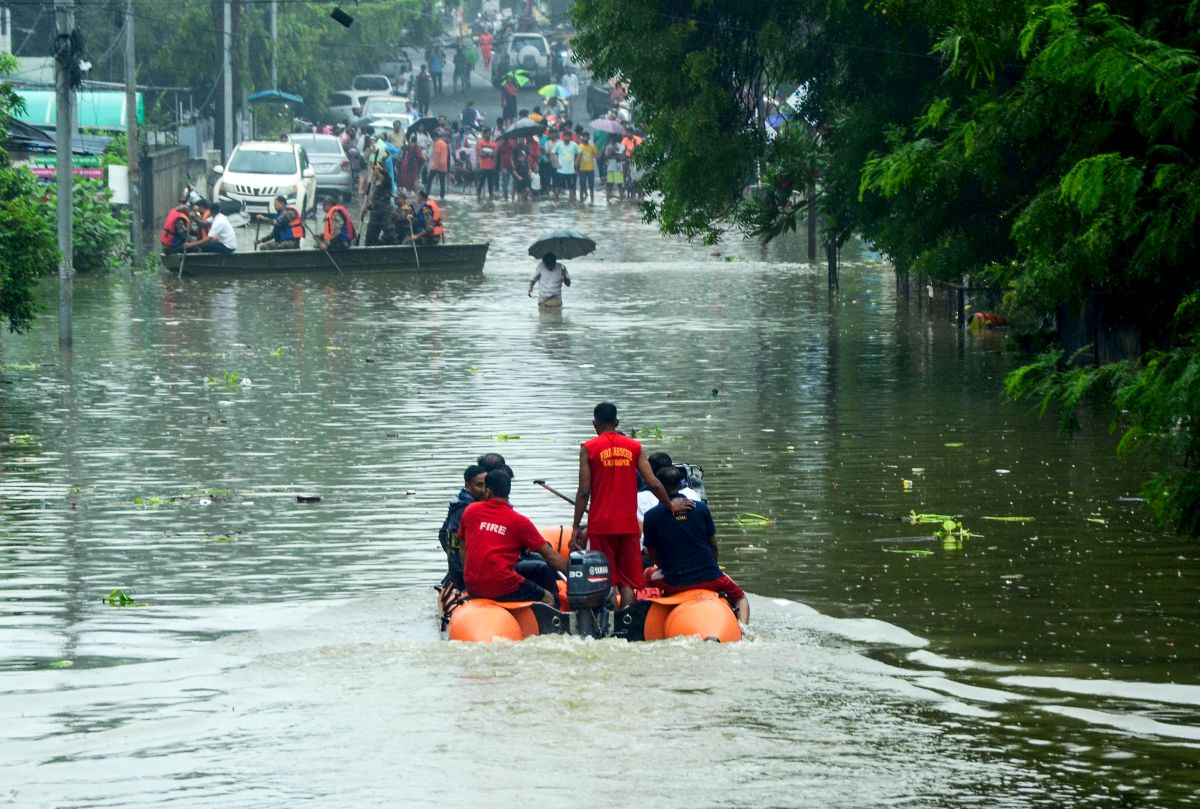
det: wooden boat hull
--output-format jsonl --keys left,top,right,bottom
{"left": 162, "top": 243, "right": 488, "bottom": 277}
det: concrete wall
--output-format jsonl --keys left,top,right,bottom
{"left": 139, "top": 145, "right": 208, "bottom": 233}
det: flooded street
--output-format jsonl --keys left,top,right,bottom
{"left": 1, "top": 200, "right": 1198, "bottom": 807}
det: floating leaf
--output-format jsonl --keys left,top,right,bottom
{"left": 267, "top": 348, "right": 285, "bottom": 358}
{"left": 103, "top": 588, "right": 146, "bottom": 607}
{"left": 944, "top": 442, "right": 964, "bottom": 447}
{"left": 8, "top": 434, "right": 37, "bottom": 446}
{"left": 884, "top": 548, "right": 934, "bottom": 556}
{"left": 1, "top": 362, "right": 37, "bottom": 371}
{"left": 907, "top": 511, "right": 957, "bottom": 524}
{"left": 733, "top": 512, "right": 773, "bottom": 527}
{"left": 981, "top": 516, "right": 1036, "bottom": 522}
{"left": 493, "top": 433, "right": 521, "bottom": 442}
{"left": 47, "top": 660, "right": 74, "bottom": 669}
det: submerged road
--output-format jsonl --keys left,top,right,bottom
{"left": 1, "top": 193, "right": 1197, "bottom": 806}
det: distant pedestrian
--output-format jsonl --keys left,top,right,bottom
{"left": 426, "top": 132, "right": 449, "bottom": 198}
{"left": 475, "top": 127, "right": 498, "bottom": 200}
{"left": 461, "top": 100, "right": 480, "bottom": 131}
{"left": 577, "top": 132, "right": 597, "bottom": 204}
{"left": 429, "top": 46, "right": 446, "bottom": 96}
{"left": 452, "top": 47, "right": 466, "bottom": 93}
{"left": 478, "top": 31, "right": 493, "bottom": 69}
{"left": 415, "top": 65, "right": 433, "bottom": 116}
{"left": 551, "top": 130, "right": 580, "bottom": 202}
{"left": 500, "top": 74, "right": 520, "bottom": 126}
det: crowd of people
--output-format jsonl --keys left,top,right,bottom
{"left": 324, "top": 103, "right": 644, "bottom": 207}
{"left": 438, "top": 403, "right": 750, "bottom": 625}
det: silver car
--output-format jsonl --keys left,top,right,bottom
{"left": 287, "top": 133, "right": 353, "bottom": 202}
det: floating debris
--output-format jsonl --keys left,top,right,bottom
{"left": 296, "top": 494, "right": 322, "bottom": 504}
{"left": 944, "top": 442, "right": 965, "bottom": 448}
{"left": 103, "top": 589, "right": 146, "bottom": 607}
{"left": 47, "top": 660, "right": 74, "bottom": 669}
{"left": 732, "top": 512, "right": 773, "bottom": 527}
{"left": 734, "top": 544, "right": 768, "bottom": 553}
{"left": 981, "top": 516, "right": 1036, "bottom": 523}
{"left": 884, "top": 548, "right": 935, "bottom": 557}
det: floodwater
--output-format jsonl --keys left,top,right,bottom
{"left": 1, "top": 199, "right": 1197, "bottom": 807}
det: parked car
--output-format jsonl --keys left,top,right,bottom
{"left": 352, "top": 74, "right": 393, "bottom": 95}
{"left": 328, "top": 91, "right": 359, "bottom": 125}
{"left": 286, "top": 133, "right": 352, "bottom": 203}
{"left": 490, "top": 31, "right": 552, "bottom": 86}
{"left": 356, "top": 96, "right": 415, "bottom": 132}
{"left": 211, "top": 141, "right": 317, "bottom": 218}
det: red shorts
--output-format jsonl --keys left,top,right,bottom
{"left": 662, "top": 573, "right": 746, "bottom": 602}
{"left": 587, "top": 533, "right": 642, "bottom": 589}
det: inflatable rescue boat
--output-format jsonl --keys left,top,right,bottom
{"left": 438, "top": 526, "right": 742, "bottom": 644}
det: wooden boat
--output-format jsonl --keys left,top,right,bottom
{"left": 162, "top": 242, "right": 489, "bottom": 277}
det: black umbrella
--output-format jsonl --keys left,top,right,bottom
{"left": 528, "top": 229, "right": 596, "bottom": 260}
{"left": 406, "top": 116, "right": 439, "bottom": 137}
{"left": 500, "top": 117, "right": 545, "bottom": 141}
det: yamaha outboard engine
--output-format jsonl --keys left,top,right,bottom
{"left": 566, "top": 550, "right": 614, "bottom": 638}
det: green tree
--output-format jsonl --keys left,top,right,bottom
{"left": 0, "top": 54, "right": 59, "bottom": 333}
{"left": 572, "top": 0, "right": 1200, "bottom": 533}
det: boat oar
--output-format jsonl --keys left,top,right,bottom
{"left": 253, "top": 215, "right": 262, "bottom": 251}
{"left": 300, "top": 218, "right": 345, "bottom": 275}
{"left": 533, "top": 479, "right": 575, "bottom": 506}
{"left": 407, "top": 219, "right": 421, "bottom": 269}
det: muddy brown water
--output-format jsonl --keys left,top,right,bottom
{"left": 1, "top": 199, "right": 1197, "bottom": 807}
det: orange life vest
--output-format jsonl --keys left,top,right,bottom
{"left": 424, "top": 199, "right": 444, "bottom": 238}
{"left": 160, "top": 208, "right": 190, "bottom": 246}
{"left": 283, "top": 205, "right": 304, "bottom": 240}
{"left": 323, "top": 204, "right": 356, "bottom": 242}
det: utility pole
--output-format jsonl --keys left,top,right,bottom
{"left": 54, "top": 0, "right": 75, "bottom": 348}
{"left": 270, "top": 0, "right": 277, "bottom": 88}
{"left": 124, "top": 0, "right": 141, "bottom": 265}
{"left": 222, "top": 0, "right": 232, "bottom": 160}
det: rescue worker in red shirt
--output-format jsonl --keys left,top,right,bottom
{"left": 458, "top": 469, "right": 568, "bottom": 605}
{"left": 571, "top": 402, "right": 692, "bottom": 609}
{"left": 253, "top": 195, "right": 304, "bottom": 250}
{"left": 316, "top": 196, "right": 355, "bottom": 251}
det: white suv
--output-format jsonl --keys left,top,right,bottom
{"left": 211, "top": 141, "right": 318, "bottom": 218}
{"left": 492, "top": 32, "right": 552, "bottom": 86}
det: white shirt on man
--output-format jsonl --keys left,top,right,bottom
{"left": 208, "top": 212, "right": 238, "bottom": 250}
{"left": 530, "top": 261, "right": 570, "bottom": 301}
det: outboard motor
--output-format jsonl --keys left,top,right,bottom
{"left": 566, "top": 550, "right": 614, "bottom": 638}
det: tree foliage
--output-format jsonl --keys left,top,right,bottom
{"left": 572, "top": 0, "right": 1200, "bottom": 533}
{"left": 1, "top": 54, "right": 58, "bottom": 333}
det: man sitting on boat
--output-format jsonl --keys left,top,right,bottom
{"left": 439, "top": 464, "right": 487, "bottom": 591}
{"left": 253, "top": 196, "right": 304, "bottom": 250}
{"left": 459, "top": 469, "right": 567, "bottom": 607}
{"left": 159, "top": 205, "right": 191, "bottom": 254}
{"left": 184, "top": 201, "right": 237, "bottom": 254}
{"left": 642, "top": 466, "right": 749, "bottom": 624}
{"left": 315, "top": 196, "right": 355, "bottom": 252}
{"left": 407, "top": 191, "right": 444, "bottom": 245}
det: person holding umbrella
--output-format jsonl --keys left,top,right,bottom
{"left": 528, "top": 252, "right": 571, "bottom": 308}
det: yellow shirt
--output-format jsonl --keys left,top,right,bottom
{"left": 578, "top": 143, "right": 598, "bottom": 171}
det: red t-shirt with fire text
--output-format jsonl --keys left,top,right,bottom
{"left": 584, "top": 431, "right": 643, "bottom": 535}
{"left": 458, "top": 498, "right": 548, "bottom": 597}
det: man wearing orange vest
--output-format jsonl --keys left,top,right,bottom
{"left": 316, "top": 195, "right": 355, "bottom": 251}
{"left": 159, "top": 205, "right": 191, "bottom": 254}
{"left": 253, "top": 196, "right": 304, "bottom": 250}
{"left": 410, "top": 190, "right": 444, "bottom": 244}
